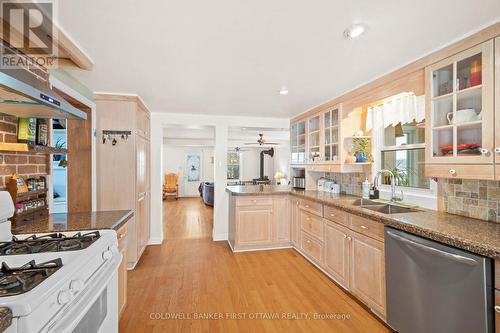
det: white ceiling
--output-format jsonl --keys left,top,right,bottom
{"left": 59, "top": 1, "right": 500, "bottom": 118}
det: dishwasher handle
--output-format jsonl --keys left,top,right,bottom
{"left": 386, "top": 230, "right": 477, "bottom": 266}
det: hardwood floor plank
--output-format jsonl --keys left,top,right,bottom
{"left": 119, "top": 197, "right": 391, "bottom": 332}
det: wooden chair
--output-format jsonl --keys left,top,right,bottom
{"left": 163, "top": 173, "right": 179, "bottom": 200}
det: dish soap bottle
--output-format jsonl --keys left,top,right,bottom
{"left": 362, "top": 178, "right": 370, "bottom": 199}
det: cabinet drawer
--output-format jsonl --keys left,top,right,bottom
{"left": 236, "top": 196, "right": 273, "bottom": 207}
{"left": 300, "top": 210, "right": 323, "bottom": 240}
{"left": 425, "top": 164, "right": 495, "bottom": 180}
{"left": 300, "top": 231, "right": 323, "bottom": 264}
{"left": 299, "top": 199, "right": 323, "bottom": 216}
{"left": 324, "top": 205, "right": 348, "bottom": 227}
{"left": 349, "top": 215, "right": 384, "bottom": 241}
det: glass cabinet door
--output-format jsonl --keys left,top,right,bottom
{"left": 323, "top": 106, "right": 340, "bottom": 162}
{"left": 290, "top": 120, "right": 306, "bottom": 164}
{"left": 428, "top": 40, "right": 493, "bottom": 164}
{"left": 308, "top": 115, "right": 321, "bottom": 162}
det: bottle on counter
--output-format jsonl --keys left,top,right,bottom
{"left": 362, "top": 178, "right": 370, "bottom": 199}
{"left": 369, "top": 185, "right": 379, "bottom": 200}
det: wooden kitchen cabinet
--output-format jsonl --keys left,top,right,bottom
{"left": 349, "top": 231, "right": 386, "bottom": 317}
{"left": 290, "top": 120, "right": 306, "bottom": 164}
{"left": 235, "top": 205, "right": 273, "bottom": 246}
{"left": 324, "top": 220, "right": 350, "bottom": 288}
{"left": 117, "top": 224, "right": 128, "bottom": 317}
{"left": 273, "top": 196, "right": 290, "bottom": 243}
{"left": 290, "top": 198, "right": 300, "bottom": 246}
{"left": 495, "top": 37, "right": 500, "bottom": 179}
{"left": 95, "top": 93, "right": 151, "bottom": 269}
{"left": 425, "top": 39, "right": 495, "bottom": 179}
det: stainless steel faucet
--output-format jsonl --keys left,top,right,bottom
{"left": 373, "top": 169, "right": 403, "bottom": 202}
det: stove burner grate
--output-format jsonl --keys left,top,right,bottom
{"left": 0, "top": 231, "right": 100, "bottom": 255}
{"left": 0, "top": 259, "right": 63, "bottom": 297}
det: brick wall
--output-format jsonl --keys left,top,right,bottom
{"left": 0, "top": 116, "right": 49, "bottom": 189}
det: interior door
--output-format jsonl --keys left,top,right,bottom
{"left": 183, "top": 150, "right": 202, "bottom": 197}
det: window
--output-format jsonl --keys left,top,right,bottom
{"left": 227, "top": 152, "right": 240, "bottom": 180}
{"left": 380, "top": 121, "right": 429, "bottom": 189}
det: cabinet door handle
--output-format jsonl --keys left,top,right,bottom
{"left": 306, "top": 217, "right": 311, "bottom": 221}
{"left": 495, "top": 147, "right": 500, "bottom": 154}
{"left": 449, "top": 169, "right": 456, "bottom": 175}
{"left": 347, "top": 236, "right": 352, "bottom": 241}
{"left": 360, "top": 225, "right": 368, "bottom": 229}
{"left": 343, "top": 234, "right": 347, "bottom": 238}
{"left": 480, "top": 148, "right": 489, "bottom": 155}
{"left": 305, "top": 205, "right": 310, "bottom": 208}
{"left": 118, "top": 233, "right": 126, "bottom": 240}
{"left": 252, "top": 200, "right": 257, "bottom": 203}
{"left": 495, "top": 305, "right": 500, "bottom": 313}
{"left": 330, "top": 213, "right": 335, "bottom": 217}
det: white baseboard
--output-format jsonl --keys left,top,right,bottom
{"left": 212, "top": 232, "right": 228, "bottom": 241}
{"left": 231, "top": 244, "right": 293, "bottom": 253}
{"left": 148, "top": 236, "right": 163, "bottom": 245}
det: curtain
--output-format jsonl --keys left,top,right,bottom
{"left": 366, "top": 94, "right": 425, "bottom": 131}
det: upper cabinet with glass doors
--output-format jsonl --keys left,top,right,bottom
{"left": 323, "top": 106, "right": 340, "bottom": 163}
{"left": 290, "top": 120, "right": 306, "bottom": 164}
{"left": 307, "top": 114, "right": 321, "bottom": 162}
{"left": 426, "top": 39, "right": 494, "bottom": 165}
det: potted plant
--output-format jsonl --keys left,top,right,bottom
{"left": 353, "top": 137, "right": 370, "bottom": 163}
{"left": 53, "top": 137, "right": 66, "bottom": 162}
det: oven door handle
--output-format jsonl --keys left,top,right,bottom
{"left": 43, "top": 253, "right": 121, "bottom": 333}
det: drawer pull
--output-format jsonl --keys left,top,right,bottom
{"left": 449, "top": 169, "right": 456, "bottom": 175}
{"left": 305, "top": 205, "right": 310, "bottom": 208}
{"left": 360, "top": 225, "right": 368, "bottom": 230}
{"left": 118, "top": 233, "right": 126, "bottom": 240}
{"left": 306, "top": 240, "right": 311, "bottom": 244}
{"left": 495, "top": 305, "right": 500, "bottom": 313}
{"left": 330, "top": 213, "right": 335, "bottom": 217}
{"left": 347, "top": 236, "right": 352, "bottom": 241}
{"left": 252, "top": 200, "right": 257, "bottom": 203}
{"left": 495, "top": 147, "right": 500, "bottom": 154}
{"left": 343, "top": 234, "right": 347, "bottom": 238}
{"left": 480, "top": 148, "right": 489, "bottom": 155}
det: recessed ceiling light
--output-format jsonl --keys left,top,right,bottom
{"left": 344, "top": 24, "right": 366, "bottom": 39}
{"left": 279, "top": 87, "right": 289, "bottom": 95}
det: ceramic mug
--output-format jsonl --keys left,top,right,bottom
{"left": 446, "top": 109, "right": 478, "bottom": 125}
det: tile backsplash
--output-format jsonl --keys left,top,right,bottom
{"left": 325, "top": 172, "right": 365, "bottom": 196}
{"left": 438, "top": 179, "right": 500, "bottom": 223}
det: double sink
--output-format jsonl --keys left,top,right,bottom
{"left": 352, "top": 199, "right": 420, "bottom": 214}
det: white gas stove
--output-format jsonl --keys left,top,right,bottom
{"left": 0, "top": 192, "right": 121, "bottom": 333}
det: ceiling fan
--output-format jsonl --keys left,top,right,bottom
{"left": 244, "top": 133, "right": 279, "bottom": 146}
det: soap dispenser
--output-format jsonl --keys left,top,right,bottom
{"left": 362, "top": 178, "right": 370, "bottom": 199}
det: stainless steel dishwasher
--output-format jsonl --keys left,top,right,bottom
{"left": 384, "top": 227, "right": 494, "bottom": 333}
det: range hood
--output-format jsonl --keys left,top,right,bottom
{"left": 0, "top": 45, "right": 87, "bottom": 120}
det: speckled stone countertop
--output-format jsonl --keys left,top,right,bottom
{"left": 12, "top": 210, "right": 133, "bottom": 234}
{"left": 226, "top": 185, "right": 292, "bottom": 195}
{"left": 0, "top": 307, "right": 12, "bottom": 333}
{"left": 227, "top": 186, "right": 500, "bottom": 259}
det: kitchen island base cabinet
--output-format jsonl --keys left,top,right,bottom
{"left": 236, "top": 206, "right": 273, "bottom": 246}
{"left": 228, "top": 195, "right": 292, "bottom": 251}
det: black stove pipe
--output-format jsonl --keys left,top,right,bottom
{"left": 258, "top": 148, "right": 274, "bottom": 180}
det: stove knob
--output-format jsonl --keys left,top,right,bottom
{"left": 57, "top": 290, "right": 72, "bottom": 305}
{"left": 102, "top": 249, "right": 113, "bottom": 260}
{"left": 70, "top": 279, "right": 84, "bottom": 293}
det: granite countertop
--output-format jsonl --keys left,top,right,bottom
{"left": 12, "top": 210, "right": 134, "bottom": 234}
{"left": 227, "top": 186, "right": 500, "bottom": 259}
{"left": 0, "top": 308, "right": 11, "bottom": 333}
{"left": 226, "top": 185, "right": 292, "bottom": 195}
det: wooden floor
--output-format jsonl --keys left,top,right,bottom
{"left": 119, "top": 197, "right": 391, "bottom": 333}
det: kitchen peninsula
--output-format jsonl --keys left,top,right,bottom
{"left": 227, "top": 185, "right": 500, "bottom": 320}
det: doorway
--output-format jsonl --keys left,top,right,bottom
{"left": 52, "top": 120, "right": 68, "bottom": 213}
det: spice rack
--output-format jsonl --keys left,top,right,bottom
{"left": 7, "top": 177, "right": 49, "bottom": 227}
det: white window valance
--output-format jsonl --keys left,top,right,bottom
{"left": 366, "top": 93, "right": 425, "bottom": 131}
